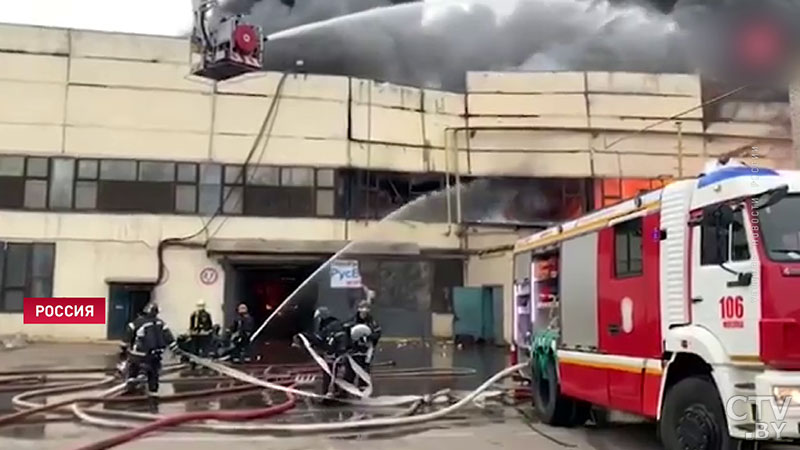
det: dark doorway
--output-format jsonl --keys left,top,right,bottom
{"left": 107, "top": 283, "right": 153, "bottom": 340}
{"left": 230, "top": 261, "right": 321, "bottom": 341}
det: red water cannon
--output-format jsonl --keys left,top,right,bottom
{"left": 190, "top": 0, "right": 266, "bottom": 82}
{"left": 192, "top": 14, "right": 264, "bottom": 82}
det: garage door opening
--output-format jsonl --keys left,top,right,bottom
{"left": 227, "top": 260, "right": 323, "bottom": 341}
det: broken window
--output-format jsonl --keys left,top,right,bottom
{"left": 342, "top": 169, "right": 445, "bottom": 220}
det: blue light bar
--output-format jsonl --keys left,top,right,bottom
{"left": 697, "top": 166, "right": 779, "bottom": 188}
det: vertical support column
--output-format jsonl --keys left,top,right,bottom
{"left": 788, "top": 70, "right": 800, "bottom": 168}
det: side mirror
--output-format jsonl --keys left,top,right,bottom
{"left": 752, "top": 184, "right": 789, "bottom": 210}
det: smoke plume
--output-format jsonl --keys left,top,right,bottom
{"left": 224, "top": 0, "right": 800, "bottom": 92}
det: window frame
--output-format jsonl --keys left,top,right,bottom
{"left": 74, "top": 158, "right": 99, "bottom": 211}
{"left": 613, "top": 217, "right": 644, "bottom": 279}
{"left": 0, "top": 156, "right": 342, "bottom": 219}
{"left": 0, "top": 242, "right": 56, "bottom": 314}
{"left": 700, "top": 208, "right": 751, "bottom": 266}
{"left": 175, "top": 162, "right": 199, "bottom": 214}
{"left": 23, "top": 156, "right": 50, "bottom": 211}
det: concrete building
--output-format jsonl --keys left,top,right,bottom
{"left": 0, "top": 23, "right": 792, "bottom": 343}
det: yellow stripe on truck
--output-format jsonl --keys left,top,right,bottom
{"left": 559, "top": 357, "right": 663, "bottom": 376}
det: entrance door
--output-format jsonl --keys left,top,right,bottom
{"left": 454, "top": 287, "right": 499, "bottom": 343}
{"left": 107, "top": 283, "right": 152, "bottom": 340}
{"left": 454, "top": 287, "right": 483, "bottom": 342}
{"left": 691, "top": 208, "right": 759, "bottom": 357}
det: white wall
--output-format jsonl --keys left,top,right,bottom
{"left": 155, "top": 248, "right": 225, "bottom": 337}
{"left": 0, "top": 210, "right": 464, "bottom": 340}
{"left": 0, "top": 242, "right": 221, "bottom": 340}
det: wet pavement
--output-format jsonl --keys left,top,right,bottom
{"left": 1, "top": 342, "right": 797, "bottom": 450}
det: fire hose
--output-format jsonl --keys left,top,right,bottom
{"left": 73, "top": 356, "right": 525, "bottom": 434}
{"left": 1, "top": 352, "right": 523, "bottom": 450}
{"left": 70, "top": 384, "right": 298, "bottom": 450}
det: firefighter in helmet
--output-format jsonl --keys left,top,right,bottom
{"left": 125, "top": 302, "right": 178, "bottom": 412}
{"left": 343, "top": 289, "right": 381, "bottom": 389}
{"left": 189, "top": 299, "right": 214, "bottom": 359}
{"left": 229, "top": 303, "right": 255, "bottom": 363}
{"left": 298, "top": 306, "right": 351, "bottom": 398}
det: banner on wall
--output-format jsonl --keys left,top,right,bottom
{"left": 330, "top": 260, "right": 362, "bottom": 288}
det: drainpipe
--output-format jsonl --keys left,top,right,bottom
{"left": 444, "top": 129, "right": 452, "bottom": 236}
{"left": 676, "top": 121, "right": 684, "bottom": 178}
{"left": 454, "top": 129, "right": 463, "bottom": 227}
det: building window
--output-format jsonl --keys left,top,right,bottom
{"left": 222, "top": 164, "right": 244, "bottom": 214}
{"left": 0, "top": 155, "right": 340, "bottom": 219}
{"left": 0, "top": 156, "right": 25, "bottom": 209}
{"left": 0, "top": 242, "right": 55, "bottom": 313}
{"left": 614, "top": 218, "right": 643, "bottom": 278}
{"left": 75, "top": 159, "right": 99, "bottom": 210}
{"left": 175, "top": 163, "right": 198, "bottom": 214}
{"left": 50, "top": 158, "right": 75, "bottom": 210}
{"left": 24, "top": 157, "right": 49, "bottom": 209}
{"left": 244, "top": 166, "right": 316, "bottom": 217}
{"left": 198, "top": 163, "right": 222, "bottom": 215}
{"left": 316, "top": 169, "right": 335, "bottom": 217}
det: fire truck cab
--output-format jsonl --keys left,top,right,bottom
{"left": 512, "top": 161, "right": 800, "bottom": 449}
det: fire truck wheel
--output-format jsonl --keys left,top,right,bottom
{"left": 660, "top": 376, "right": 736, "bottom": 450}
{"left": 532, "top": 357, "right": 581, "bottom": 427}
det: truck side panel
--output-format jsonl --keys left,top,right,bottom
{"left": 560, "top": 233, "right": 599, "bottom": 349}
{"left": 597, "top": 212, "right": 662, "bottom": 358}
{"left": 558, "top": 361, "right": 610, "bottom": 406}
{"left": 563, "top": 211, "right": 662, "bottom": 416}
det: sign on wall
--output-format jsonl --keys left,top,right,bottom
{"left": 330, "top": 260, "right": 362, "bottom": 288}
{"left": 200, "top": 267, "right": 218, "bottom": 285}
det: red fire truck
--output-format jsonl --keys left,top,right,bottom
{"left": 512, "top": 161, "right": 800, "bottom": 449}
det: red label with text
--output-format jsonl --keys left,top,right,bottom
{"left": 23, "top": 298, "right": 106, "bottom": 324}
{"left": 720, "top": 295, "right": 745, "bottom": 329}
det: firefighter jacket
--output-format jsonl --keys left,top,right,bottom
{"left": 230, "top": 313, "right": 255, "bottom": 341}
{"left": 130, "top": 317, "right": 176, "bottom": 356}
{"left": 190, "top": 310, "right": 213, "bottom": 335}
{"left": 303, "top": 317, "right": 349, "bottom": 357}
{"left": 121, "top": 315, "right": 148, "bottom": 351}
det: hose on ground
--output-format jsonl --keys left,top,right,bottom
{"left": 181, "top": 352, "right": 430, "bottom": 407}
{"left": 0, "top": 372, "right": 308, "bottom": 427}
{"left": 0, "top": 362, "right": 184, "bottom": 377}
{"left": 72, "top": 362, "right": 526, "bottom": 434}
{"left": 70, "top": 385, "right": 298, "bottom": 450}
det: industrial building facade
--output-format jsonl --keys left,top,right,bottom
{"left": 0, "top": 23, "right": 791, "bottom": 343}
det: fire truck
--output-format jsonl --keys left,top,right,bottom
{"left": 512, "top": 160, "right": 800, "bottom": 448}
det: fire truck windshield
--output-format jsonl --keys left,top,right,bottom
{"left": 758, "top": 194, "right": 800, "bottom": 261}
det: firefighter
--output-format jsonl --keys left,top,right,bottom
{"left": 189, "top": 299, "right": 214, "bottom": 360}
{"left": 126, "top": 302, "right": 179, "bottom": 413}
{"left": 229, "top": 303, "right": 255, "bottom": 363}
{"left": 298, "top": 307, "right": 350, "bottom": 398}
{"left": 343, "top": 299, "right": 381, "bottom": 389}
{"left": 118, "top": 309, "right": 148, "bottom": 378}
